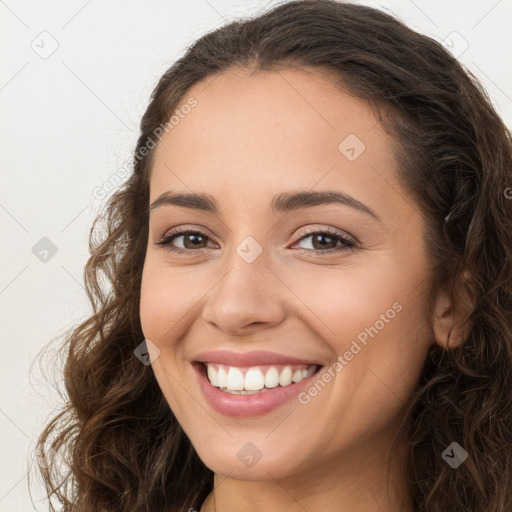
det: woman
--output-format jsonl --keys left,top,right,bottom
{"left": 36, "top": 1, "right": 512, "bottom": 511}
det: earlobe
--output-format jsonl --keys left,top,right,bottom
{"left": 432, "top": 271, "right": 474, "bottom": 349}
{"left": 432, "top": 287, "right": 457, "bottom": 349}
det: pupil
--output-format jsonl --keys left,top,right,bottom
{"left": 185, "top": 234, "right": 205, "bottom": 249}
{"left": 313, "top": 234, "right": 335, "bottom": 250}
{"left": 182, "top": 233, "right": 338, "bottom": 251}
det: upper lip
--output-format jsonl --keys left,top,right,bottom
{"left": 193, "top": 350, "right": 324, "bottom": 367}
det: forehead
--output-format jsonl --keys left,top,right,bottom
{"left": 149, "top": 66, "right": 410, "bottom": 222}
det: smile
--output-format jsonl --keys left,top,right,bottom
{"left": 193, "top": 361, "right": 324, "bottom": 417}
{"left": 204, "top": 363, "right": 318, "bottom": 394}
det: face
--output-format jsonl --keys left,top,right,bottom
{"left": 139, "top": 66, "right": 436, "bottom": 483}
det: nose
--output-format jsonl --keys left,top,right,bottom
{"left": 201, "top": 252, "right": 287, "bottom": 336}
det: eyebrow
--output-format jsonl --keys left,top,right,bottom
{"left": 149, "top": 190, "right": 379, "bottom": 220}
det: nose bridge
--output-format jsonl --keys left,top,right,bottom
{"left": 215, "top": 237, "right": 272, "bottom": 308}
{"left": 201, "top": 235, "right": 285, "bottom": 333}
{"left": 221, "top": 224, "right": 272, "bottom": 291}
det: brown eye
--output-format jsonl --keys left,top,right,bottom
{"left": 178, "top": 232, "right": 209, "bottom": 250}
{"left": 292, "top": 228, "right": 356, "bottom": 255}
{"left": 155, "top": 226, "right": 357, "bottom": 256}
{"left": 155, "top": 229, "right": 214, "bottom": 254}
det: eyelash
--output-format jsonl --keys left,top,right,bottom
{"left": 154, "top": 226, "right": 356, "bottom": 256}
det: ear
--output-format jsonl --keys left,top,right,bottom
{"left": 432, "top": 270, "right": 474, "bottom": 349}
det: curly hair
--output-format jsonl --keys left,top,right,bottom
{"left": 34, "top": 1, "right": 512, "bottom": 511}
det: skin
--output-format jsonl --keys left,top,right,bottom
{"left": 139, "top": 66, "right": 460, "bottom": 512}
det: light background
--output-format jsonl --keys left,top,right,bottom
{"left": 1, "top": 0, "right": 511, "bottom": 510}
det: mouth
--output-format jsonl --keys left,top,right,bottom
{"left": 192, "top": 360, "right": 325, "bottom": 417}
{"left": 193, "top": 361, "right": 324, "bottom": 395}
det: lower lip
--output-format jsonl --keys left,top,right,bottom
{"left": 193, "top": 362, "right": 322, "bottom": 418}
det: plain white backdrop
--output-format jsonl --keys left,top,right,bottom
{"left": 1, "top": 0, "right": 511, "bottom": 510}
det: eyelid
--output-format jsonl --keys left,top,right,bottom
{"left": 155, "top": 223, "right": 357, "bottom": 256}
{"left": 293, "top": 224, "right": 356, "bottom": 244}
{"left": 157, "top": 224, "right": 355, "bottom": 245}
{"left": 159, "top": 224, "right": 216, "bottom": 241}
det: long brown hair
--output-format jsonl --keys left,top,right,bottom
{"left": 34, "top": 1, "right": 512, "bottom": 511}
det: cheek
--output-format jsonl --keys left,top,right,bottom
{"left": 139, "top": 259, "right": 195, "bottom": 343}
{"left": 290, "top": 261, "right": 432, "bottom": 396}
{"left": 281, "top": 261, "right": 405, "bottom": 340}
{"left": 139, "top": 260, "right": 197, "bottom": 423}
{"left": 139, "top": 268, "right": 166, "bottom": 343}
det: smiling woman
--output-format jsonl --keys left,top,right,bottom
{"left": 35, "top": 1, "right": 512, "bottom": 512}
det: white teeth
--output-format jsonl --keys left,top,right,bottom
{"left": 203, "top": 363, "right": 319, "bottom": 393}
{"left": 292, "top": 369, "right": 303, "bottom": 382}
{"left": 226, "top": 367, "right": 245, "bottom": 390}
{"left": 217, "top": 366, "right": 227, "bottom": 388}
{"left": 278, "top": 366, "right": 293, "bottom": 386}
{"left": 207, "top": 364, "right": 218, "bottom": 386}
{"left": 303, "top": 366, "right": 316, "bottom": 379}
{"left": 264, "top": 367, "right": 279, "bottom": 388}
{"left": 222, "top": 388, "right": 272, "bottom": 395}
{"left": 244, "top": 368, "right": 265, "bottom": 390}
